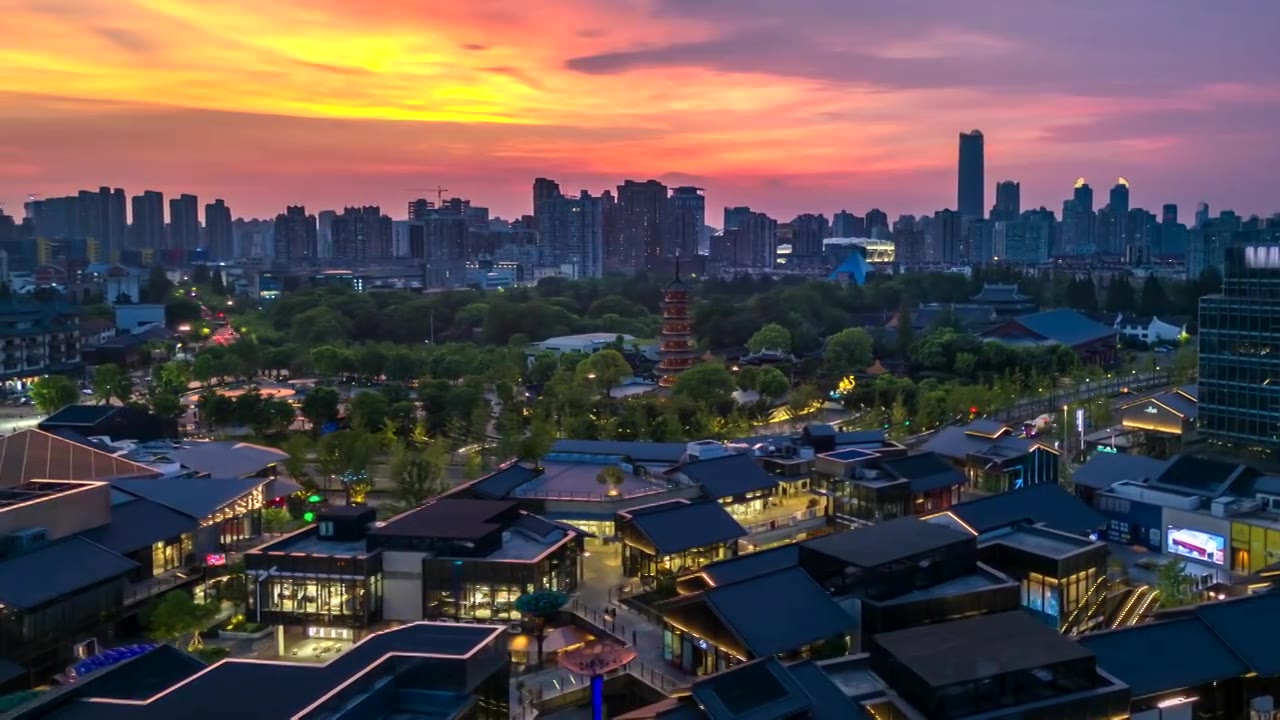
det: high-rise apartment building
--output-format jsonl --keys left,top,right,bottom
{"left": 1194, "top": 202, "right": 1210, "bottom": 229}
{"left": 957, "top": 130, "right": 985, "bottom": 222}
{"left": 1199, "top": 244, "right": 1280, "bottom": 454}
{"left": 532, "top": 178, "right": 561, "bottom": 209}
{"left": 168, "top": 194, "right": 200, "bottom": 250}
{"left": 332, "top": 206, "right": 393, "bottom": 266}
{"left": 535, "top": 191, "right": 605, "bottom": 278}
{"left": 931, "top": 209, "right": 964, "bottom": 264}
{"left": 712, "top": 209, "right": 776, "bottom": 268}
{"left": 205, "top": 199, "right": 233, "bottom": 260}
{"left": 667, "top": 186, "right": 706, "bottom": 257}
{"left": 273, "top": 206, "right": 317, "bottom": 263}
{"left": 865, "top": 208, "right": 889, "bottom": 239}
{"left": 616, "top": 179, "right": 669, "bottom": 271}
{"left": 84, "top": 187, "right": 127, "bottom": 258}
{"left": 1161, "top": 204, "right": 1178, "bottom": 226}
{"left": 991, "top": 181, "right": 1021, "bottom": 221}
{"left": 831, "top": 210, "right": 865, "bottom": 238}
{"left": 130, "top": 191, "right": 166, "bottom": 250}
{"left": 723, "top": 207, "right": 753, "bottom": 233}
{"left": 993, "top": 211, "right": 1052, "bottom": 265}
{"left": 317, "top": 210, "right": 337, "bottom": 259}
{"left": 789, "top": 214, "right": 828, "bottom": 259}
{"left": 1060, "top": 179, "right": 1095, "bottom": 255}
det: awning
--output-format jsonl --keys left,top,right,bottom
{"left": 542, "top": 626, "right": 594, "bottom": 654}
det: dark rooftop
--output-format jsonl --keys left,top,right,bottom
{"left": 0, "top": 537, "right": 138, "bottom": 609}
{"left": 80, "top": 497, "right": 199, "bottom": 554}
{"left": 705, "top": 568, "right": 853, "bottom": 657}
{"left": 922, "top": 424, "right": 1047, "bottom": 463}
{"left": 937, "top": 483, "right": 1106, "bottom": 537}
{"left": 1152, "top": 455, "right": 1255, "bottom": 498}
{"left": 803, "top": 517, "right": 972, "bottom": 569}
{"left": 1195, "top": 591, "right": 1280, "bottom": 676}
{"left": 877, "top": 452, "right": 966, "bottom": 493}
{"left": 624, "top": 500, "right": 747, "bottom": 555}
{"left": 677, "top": 453, "right": 778, "bottom": 499}
{"left": 372, "top": 498, "right": 518, "bottom": 540}
{"left": 1073, "top": 452, "right": 1170, "bottom": 491}
{"left": 465, "top": 463, "right": 541, "bottom": 499}
{"left": 697, "top": 544, "right": 802, "bottom": 587}
{"left": 44, "top": 622, "right": 504, "bottom": 720}
{"left": 874, "top": 611, "right": 1094, "bottom": 688}
{"left": 1005, "top": 308, "right": 1117, "bottom": 347}
{"left": 549, "top": 439, "right": 688, "bottom": 463}
{"left": 689, "top": 658, "right": 870, "bottom": 720}
{"left": 1080, "top": 617, "right": 1248, "bottom": 697}
{"left": 38, "top": 405, "right": 123, "bottom": 427}
{"left": 0, "top": 430, "right": 161, "bottom": 488}
{"left": 111, "top": 476, "right": 267, "bottom": 520}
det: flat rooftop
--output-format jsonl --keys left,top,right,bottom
{"left": 255, "top": 530, "right": 371, "bottom": 557}
{"left": 875, "top": 611, "right": 1094, "bottom": 688}
{"left": 803, "top": 517, "right": 972, "bottom": 569}
{"left": 982, "top": 527, "right": 1099, "bottom": 559}
{"left": 878, "top": 569, "right": 1012, "bottom": 605}
{"left": 373, "top": 499, "right": 518, "bottom": 540}
{"left": 510, "top": 461, "right": 676, "bottom": 501}
{"left": 0, "top": 480, "right": 97, "bottom": 509}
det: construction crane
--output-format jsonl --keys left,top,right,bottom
{"left": 407, "top": 186, "right": 449, "bottom": 205}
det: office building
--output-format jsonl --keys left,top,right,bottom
{"left": 203, "top": 199, "right": 232, "bottom": 260}
{"left": 667, "top": 186, "right": 706, "bottom": 257}
{"left": 1199, "top": 244, "right": 1280, "bottom": 454}
{"left": 129, "top": 191, "right": 165, "bottom": 250}
{"left": 167, "top": 194, "right": 199, "bottom": 251}
{"left": 616, "top": 179, "right": 669, "bottom": 271}
{"left": 272, "top": 205, "right": 317, "bottom": 263}
{"left": 991, "top": 180, "right": 1021, "bottom": 221}
{"left": 957, "top": 129, "right": 985, "bottom": 221}
{"left": 789, "top": 213, "right": 828, "bottom": 259}
{"left": 331, "top": 206, "right": 393, "bottom": 266}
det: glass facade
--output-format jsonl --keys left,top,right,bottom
{"left": 621, "top": 542, "right": 732, "bottom": 579}
{"left": 420, "top": 545, "right": 580, "bottom": 620}
{"left": 255, "top": 575, "right": 381, "bottom": 622}
{"left": 663, "top": 624, "right": 739, "bottom": 676}
{"left": 426, "top": 582, "right": 529, "bottom": 621}
{"left": 1199, "top": 246, "right": 1280, "bottom": 450}
{"left": 150, "top": 533, "right": 193, "bottom": 575}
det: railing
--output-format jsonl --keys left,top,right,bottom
{"left": 123, "top": 571, "right": 195, "bottom": 607}
{"left": 742, "top": 507, "right": 824, "bottom": 535}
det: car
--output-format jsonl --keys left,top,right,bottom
{"left": 1154, "top": 345, "right": 1174, "bottom": 353}
{"left": 82, "top": 388, "right": 95, "bottom": 395}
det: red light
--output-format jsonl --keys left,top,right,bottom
{"left": 217, "top": 312, "right": 225, "bottom": 318}
{"left": 969, "top": 406, "right": 978, "bottom": 414}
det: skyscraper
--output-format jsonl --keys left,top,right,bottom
{"left": 932, "top": 209, "right": 964, "bottom": 264}
{"left": 535, "top": 191, "right": 605, "bottom": 278}
{"left": 1161, "top": 204, "right": 1178, "bottom": 226}
{"left": 532, "top": 178, "right": 561, "bottom": 210}
{"left": 957, "top": 130, "right": 985, "bottom": 221}
{"left": 1108, "top": 178, "right": 1130, "bottom": 216}
{"left": 130, "top": 191, "right": 165, "bottom": 249}
{"left": 789, "top": 214, "right": 828, "bottom": 259}
{"left": 332, "top": 206, "right": 393, "bottom": 266}
{"left": 865, "top": 208, "right": 889, "bottom": 239}
{"left": 1195, "top": 201, "right": 1210, "bottom": 229}
{"left": 1061, "top": 179, "right": 1095, "bottom": 255}
{"left": 723, "top": 207, "right": 753, "bottom": 233}
{"left": 273, "top": 206, "right": 317, "bottom": 263}
{"left": 90, "top": 187, "right": 127, "bottom": 259}
{"left": 831, "top": 210, "right": 865, "bottom": 238}
{"left": 205, "top": 199, "right": 233, "bottom": 260}
{"left": 616, "top": 179, "right": 669, "bottom": 271}
{"left": 991, "top": 181, "right": 1021, "bottom": 221}
{"left": 667, "top": 186, "right": 706, "bottom": 258}
{"left": 168, "top": 194, "right": 200, "bottom": 250}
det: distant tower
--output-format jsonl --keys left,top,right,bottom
{"left": 657, "top": 267, "right": 698, "bottom": 388}
{"left": 958, "top": 130, "right": 985, "bottom": 222}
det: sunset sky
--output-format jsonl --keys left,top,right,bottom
{"left": 1, "top": 0, "right": 1277, "bottom": 222}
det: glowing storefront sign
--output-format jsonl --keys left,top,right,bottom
{"left": 1144, "top": 405, "right": 1159, "bottom": 415}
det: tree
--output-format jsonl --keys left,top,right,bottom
{"left": 350, "top": 391, "right": 390, "bottom": 432}
{"left": 196, "top": 391, "right": 236, "bottom": 433}
{"left": 1154, "top": 558, "right": 1196, "bottom": 609}
{"left": 146, "top": 391, "right": 183, "bottom": 423}
{"left": 91, "top": 364, "right": 132, "bottom": 405}
{"left": 282, "top": 434, "right": 313, "bottom": 489}
{"left": 786, "top": 384, "right": 822, "bottom": 426}
{"left": 577, "top": 349, "right": 632, "bottom": 397}
{"left": 1103, "top": 276, "right": 1136, "bottom": 315}
{"left": 595, "top": 465, "right": 625, "bottom": 496}
{"left": 1090, "top": 397, "right": 1113, "bottom": 429}
{"left": 1137, "top": 275, "right": 1170, "bottom": 318}
{"left": 310, "top": 345, "right": 350, "bottom": 382}
{"left": 388, "top": 440, "right": 451, "bottom": 511}
{"left": 300, "top": 386, "right": 341, "bottom": 433}
{"left": 142, "top": 590, "right": 218, "bottom": 651}
{"left": 824, "top": 328, "right": 874, "bottom": 377}
{"left": 262, "top": 506, "right": 295, "bottom": 534}
{"left": 191, "top": 352, "right": 218, "bottom": 387}
{"left": 514, "top": 590, "right": 568, "bottom": 667}
{"left": 895, "top": 302, "right": 915, "bottom": 361}
{"left": 734, "top": 365, "right": 760, "bottom": 393}
{"left": 30, "top": 375, "right": 79, "bottom": 415}
{"left": 210, "top": 268, "right": 227, "bottom": 296}
{"left": 519, "top": 420, "right": 555, "bottom": 469}
{"left": 888, "top": 392, "right": 911, "bottom": 439}
{"left": 747, "top": 323, "right": 792, "bottom": 354}
{"left": 672, "top": 363, "right": 736, "bottom": 407}
{"left": 145, "top": 265, "right": 174, "bottom": 303}
{"left": 157, "top": 360, "right": 192, "bottom": 395}
{"left": 464, "top": 450, "right": 486, "bottom": 480}
{"left": 755, "top": 366, "right": 790, "bottom": 403}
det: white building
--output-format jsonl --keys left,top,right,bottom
{"left": 1113, "top": 314, "right": 1184, "bottom": 345}
{"left": 530, "top": 333, "right": 637, "bottom": 357}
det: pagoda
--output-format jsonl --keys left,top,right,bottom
{"left": 657, "top": 268, "right": 698, "bottom": 388}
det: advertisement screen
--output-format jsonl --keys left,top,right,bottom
{"left": 1166, "top": 527, "right": 1225, "bottom": 566}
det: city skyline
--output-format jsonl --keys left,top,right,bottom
{"left": 2, "top": 1, "right": 1278, "bottom": 220}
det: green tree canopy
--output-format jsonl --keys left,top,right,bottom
{"left": 91, "top": 364, "right": 132, "bottom": 405}
{"left": 30, "top": 375, "right": 79, "bottom": 415}
{"left": 672, "top": 363, "right": 736, "bottom": 407}
{"left": 823, "top": 328, "right": 874, "bottom": 377}
{"left": 300, "top": 387, "right": 341, "bottom": 432}
{"left": 755, "top": 366, "right": 791, "bottom": 402}
{"left": 142, "top": 590, "right": 218, "bottom": 651}
{"left": 576, "top": 349, "right": 632, "bottom": 396}
{"left": 747, "top": 323, "right": 792, "bottom": 354}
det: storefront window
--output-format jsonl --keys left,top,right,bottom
{"left": 264, "top": 577, "right": 369, "bottom": 618}
{"left": 151, "top": 537, "right": 190, "bottom": 576}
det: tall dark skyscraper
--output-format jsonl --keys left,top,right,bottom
{"left": 831, "top": 210, "right": 864, "bottom": 238}
{"left": 957, "top": 130, "right": 985, "bottom": 221}
{"left": 536, "top": 191, "right": 605, "bottom": 278}
{"left": 1108, "top": 178, "right": 1130, "bottom": 216}
{"left": 865, "top": 208, "right": 889, "bottom": 238}
{"left": 273, "top": 205, "right": 317, "bottom": 262}
{"left": 1195, "top": 201, "right": 1210, "bottom": 228}
{"left": 932, "top": 209, "right": 964, "bottom": 264}
{"left": 532, "top": 177, "right": 561, "bottom": 210}
{"left": 616, "top": 179, "right": 669, "bottom": 271}
{"left": 1162, "top": 203, "right": 1178, "bottom": 225}
{"left": 991, "top": 181, "right": 1021, "bottom": 221}
{"left": 92, "top": 187, "right": 127, "bottom": 259}
{"left": 205, "top": 199, "right": 233, "bottom": 260}
{"left": 723, "top": 206, "right": 753, "bottom": 233}
{"left": 1073, "top": 178, "right": 1094, "bottom": 213}
{"left": 667, "top": 186, "right": 706, "bottom": 257}
{"left": 168, "top": 193, "right": 200, "bottom": 250}
{"left": 130, "top": 191, "right": 165, "bottom": 250}
{"left": 789, "top": 214, "right": 828, "bottom": 259}
{"left": 332, "top": 206, "right": 393, "bottom": 266}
